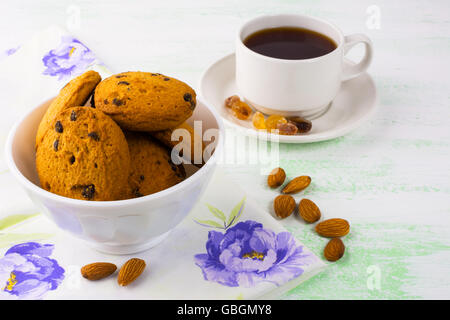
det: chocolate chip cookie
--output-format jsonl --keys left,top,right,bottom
{"left": 93, "top": 71, "right": 196, "bottom": 131}
{"left": 36, "top": 70, "right": 101, "bottom": 147}
{"left": 36, "top": 107, "right": 130, "bottom": 201}
{"left": 125, "top": 131, "right": 185, "bottom": 198}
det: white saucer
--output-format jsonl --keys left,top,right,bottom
{"left": 199, "top": 53, "right": 378, "bottom": 143}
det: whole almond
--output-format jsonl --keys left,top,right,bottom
{"left": 81, "top": 262, "right": 117, "bottom": 280}
{"left": 273, "top": 195, "right": 296, "bottom": 219}
{"left": 118, "top": 258, "right": 146, "bottom": 286}
{"left": 282, "top": 176, "right": 311, "bottom": 194}
{"left": 315, "top": 218, "right": 350, "bottom": 238}
{"left": 324, "top": 238, "right": 345, "bottom": 262}
{"left": 267, "top": 167, "right": 286, "bottom": 188}
{"left": 299, "top": 198, "right": 321, "bottom": 223}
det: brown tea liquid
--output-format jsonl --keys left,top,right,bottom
{"left": 243, "top": 26, "right": 337, "bottom": 60}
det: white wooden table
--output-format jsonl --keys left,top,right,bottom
{"left": 0, "top": 0, "right": 449, "bottom": 299}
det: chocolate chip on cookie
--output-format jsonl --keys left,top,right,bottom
{"left": 112, "top": 98, "right": 124, "bottom": 106}
{"left": 55, "top": 121, "right": 63, "bottom": 133}
{"left": 88, "top": 132, "right": 100, "bottom": 141}
{"left": 81, "top": 184, "right": 96, "bottom": 199}
{"left": 183, "top": 93, "right": 192, "bottom": 102}
{"left": 133, "top": 188, "right": 144, "bottom": 198}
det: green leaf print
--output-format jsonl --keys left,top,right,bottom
{"left": 205, "top": 204, "right": 227, "bottom": 223}
{"left": 0, "top": 214, "right": 39, "bottom": 231}
{"left": 194, "top": 197, "right": 246, "bottom": 230}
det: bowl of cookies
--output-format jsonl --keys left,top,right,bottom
{"left": 5, "top": 70, "right": 223, "bottom": 254}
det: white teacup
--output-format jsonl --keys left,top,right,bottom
{"left": 235, "top": 14, "right": 373, "bottom": 118}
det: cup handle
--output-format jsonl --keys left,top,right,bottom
{"left": 342, "top": 34, "right": 373, "bottom": 81}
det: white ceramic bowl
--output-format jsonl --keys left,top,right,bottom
{"left": 5, "top": 97, "right": 223, "bottom": 254}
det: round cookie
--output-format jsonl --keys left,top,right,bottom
{"left": 36, "top": 107, "right": 130, "bottom": 201}
{"left": 150, "top": 122, "right": 206, "bottom": 167}
{"left": 36, "top": 70, "right": 101, "bottom": 147}
{"left": 125, "top": 131, "right": 185, "bottom": 198}
{"left": 93, "top": 71, "right": 196, "bottom": 131}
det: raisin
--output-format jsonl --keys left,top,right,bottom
{"left": 53, "top": 140, "right": 59, "bottom": 151}
{"left": 55, "top": 121, "right": 63, "bottom": 133}
{"left": 69, "top": 155, "right": 75, "bottom": 164}
{"left": 140, "top": 175, "right": 145, "bottom": 181}
{"left": 252, "top": 112, "right": 266, "bottom": 130}
{"left": 266, "top": 115, "right": 287, "bottom": 131}
{"left": 112, "top": 98, "right": 123, "bottom": 106}
{"left": 115, "top": 75, "right": 126, "bottom": 78}
{"left": 118, "top": 81, "right": 130, "bottom": 85}
{"left": 183, "top": 93, "right": 192, "bottom": 102}
{"left": 81, "top": 184, "right": 95, "bottom": 199}
{"left": 70, "top": 110, "right": 77, "bottom": 121}
{"left": 163, "top": 77, "right": 170, "bottom": 81}
{"left": 288, "top": 117, "right": 312, "bottom": 133}
{"left": 103, "top": 99, "right": 109, "bottom": 105}
{"left": 231, "top": 101, "right": 252, "bottom": 120}
{"left": 88, "top": 132, "right": 100, "bottom": 141}
{"left": 276, "top": 122, "right": 298, "bottom": 135}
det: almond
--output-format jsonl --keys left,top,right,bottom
{"left": 299, "top": 198, "right": 321, "bottom": 223}
{"left": 267, "top": 167, "right": 286, "bottom": 188}
{"left": 81, "top": 262, "right": 117, "bottom": 280}
{"left": 118, "top": 258, "right": 146, "bottom": 286}
{"left": 282, "top": 176, "right": 311, "bottom": 194}
{"left": 324, "top": 238, "right": 345, "bottom": 262}
{"left": 315, "top": 218, "right": 350, "bottom": 238}
{"left": 273, "top": 194, "right": 296, "bottom": 219}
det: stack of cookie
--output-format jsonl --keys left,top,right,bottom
{"left": 35, "top": 70, "right": 201, "bottom": 201}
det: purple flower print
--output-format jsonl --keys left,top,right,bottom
{"left": 194, "top": 220, "right": 312, "bottom": 287}
{"left": 0, "top": 46, "right": 20, "bottom": 61}
{"left": 42, "top": 36, "right": 97, "bottom": 80}
{"left": 5, "top": 46, "right": 20, "bottom": 56}
{"left": 0, "top": 242, "right": 64, "bottom": 299}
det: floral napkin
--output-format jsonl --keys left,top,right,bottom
{"left": 0, "top": 26, "right": 326, "bottom": 300}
